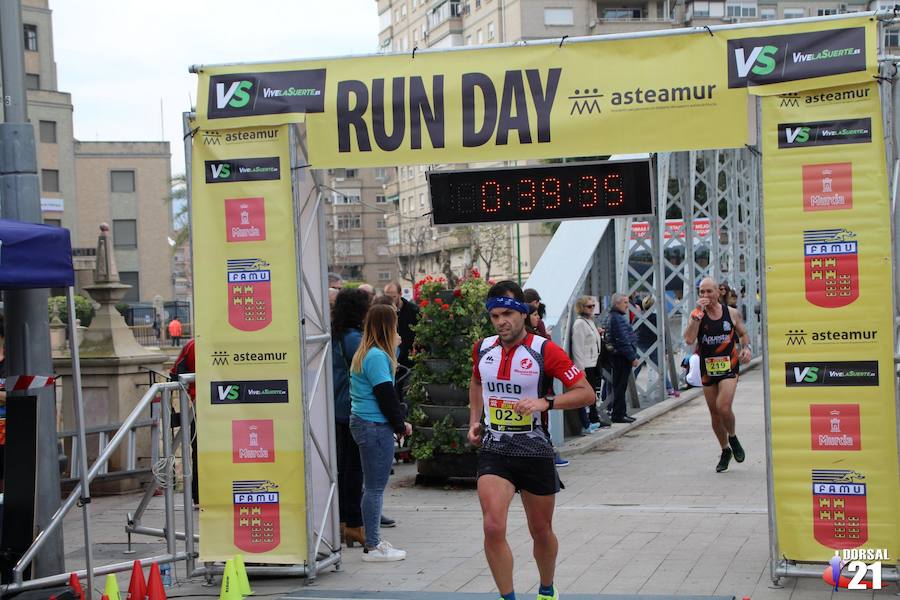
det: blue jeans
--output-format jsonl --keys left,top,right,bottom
{"left": 349, "top": 414, "right": 395, "bottom": 548}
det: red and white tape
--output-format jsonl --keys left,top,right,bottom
{"left": 4, "top": 375, "right": 57, "bottom": 392}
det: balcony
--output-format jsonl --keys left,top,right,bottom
{"left": 425, "top": 0, "right": 463, "bottom": 44}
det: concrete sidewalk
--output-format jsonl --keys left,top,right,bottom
{"left": 57, "top": 367, "right": 893, "bottom": 599}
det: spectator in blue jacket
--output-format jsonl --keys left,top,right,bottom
{"left": 332, "top": 288, "right": 371, "bottom": 547}
{"left": 606, "top": 293, "right": 639, "bottom": 423}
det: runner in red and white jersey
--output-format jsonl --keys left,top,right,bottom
{"left": 468, "top": 281, "right": 594, "bottom": 600}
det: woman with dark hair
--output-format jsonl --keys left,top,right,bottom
{"left": 350, "top": 304, "right": 411, "bottom": 561}
{"left": 331, "top": 288, "right": 371, "bottom": 547}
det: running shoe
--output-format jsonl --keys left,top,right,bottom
{"left": 554, "top": 456, "right": 570, "bottom": 467}
{"left": 362, "top": 540, "right": 406, "bottom": 562}
{"left": 380, "top": 515, "right": 396, "bottom": 528}
{"left": 729, "top": 435, "right": 745, "bottom": 463}
{"left": 588, "top": 422, "right": 601, "bottom": 433}
{"left": 536, "top": 585, "right": 559, "bottom": 600}
{"left": 715, "top": 447, "right": 733, "bottom": 473}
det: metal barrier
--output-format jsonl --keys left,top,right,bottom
{"left": 57, "top": 419, "right": 155, "bottom": 485}
{"left": 0, "top": 377, "right": 196, "bottom": 595}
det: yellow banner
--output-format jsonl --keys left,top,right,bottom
{"left": 193, "top": 16, "right": 876, "bottom": 167}
{"left": 761, "top": 81, "right": 900, "bottom": 562}
{"left": 191, "top": 125, "right": 307, "bottom": 563}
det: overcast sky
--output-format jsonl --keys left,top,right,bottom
{"left": 51, "top": 1, "right": 380, "bottom": 177}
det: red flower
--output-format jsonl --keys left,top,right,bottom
{"left": 434, "top": 298, "right": 442, "bottom": 304}
{"left": 442, "top": 304, "right": 450, "bottom": 310}
{"left": 419, "top": 301, "right": 429, "bottom": 309}
{"left": 450, "top": 441, "right": 458, "bottom": 449}
{"left": 453, "top": 289, "right": 462, "bottom": 297}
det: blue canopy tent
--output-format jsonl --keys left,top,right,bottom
{"left": 0, "top": 219, "right": 96, "bottom": 599}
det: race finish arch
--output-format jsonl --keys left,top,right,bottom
{"left": 189, "top": 12, "right": 900, "bottom": 584}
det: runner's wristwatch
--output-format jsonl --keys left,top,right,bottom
{"left": 545, "top": 395, "right": 555, "bottom": 410}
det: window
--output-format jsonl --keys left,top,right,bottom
{"left": 604, "top": 7, "right": 645, "bottom": 19}
{"left": 25, "top": 73, "right": 39, "bottom": 90}
{"left": 395, "top": 9, "right": 400, "bottom": 23}
{"left": 111, "top": 170, "right": 136, "bottom": 192}
{"left": 885, "top": 28, "right": 900, "bottom": 47}
{"left": 378, "top": 271, "right": 392, "bottom": 282}
{"left": 41, "top": 169, "right": 59, "bottom": 192}
{"left": 488, "top": 21, "right": 495, "bottom": 39}
{"left": 477, "top": 28, "right": 483, "bottom": 44}
{"left": 726, "top": 3, "right": 757, "bottom": 16}
{"left": 374, "top": 167, "right": 389, "bottom": 181}
{"left": 760, "top": 7, "right": 777, "bottom": 19}
{"left": 345, "top": 168, "right": 357, "bottom": 178}
{"left": 402, "top": 37, "right": 409, "bottom": 51}
{"left": 544, "top": 7, "right": 575, "bottom": 25}
{"left": 113, "top": 219, "right": 138, "bottom": 249}
{"left": 379, "top": 8, "right": 392, "bottom": 30}
{"left": 43, "top": 218, "right": 61, "bottom": 227}
{"left": 401, "top": 3, "right": 407, "bottom": 17}
{"left": 334, "top": 192, "right": 360, "bottom": 204}
{"left": 23, "top": 24, "right": 37, "bottom": 51}
{"left": 376, "top": 219, "right": 387, "bottom": 229}
{"left": 783, "top": 8, "right": 805, "bottom": 17}
{"left": 419, "top": 193, "right": 425, "bottom": 207}
{"left": 335, "top": 239, "right": 363, "bottom": 256}
{"left": 119, "top": 271, "right": 140, "bottom": 303}
{"left": 376, "top": 194, "right": 387, "bottom": 203}
{"left": 336, "top": 215, "right": 361, "bottom": 230}
{"left": 817, "top": 7, "right": 837, "bottom": 15}
{"left": 413, "top": 28, "right": 419, "bottom": 43}
{"left": 39, "top": 120, "right": 57, "bottom": 143}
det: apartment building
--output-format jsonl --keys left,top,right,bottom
{"left": 5, "top": 0, "right": 174, "bottom": 304}
{"left": 324, "top": 167, "right": 399, "bottom": 287}
{"left": 374, "top": 0, "right": 895, "bottom": 285}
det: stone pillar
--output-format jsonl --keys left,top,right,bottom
{"left": 54, "top": 224, "right": 168, "bottom": 493}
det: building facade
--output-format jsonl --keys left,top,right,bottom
{"left": 4, "top": 0, "right": 174, "bottom": 304}
{"left": 373, "top": 0, "right": 895, "bottom": 286}
{"left": 324, "top": 167, "right": 399, "bottom": 288}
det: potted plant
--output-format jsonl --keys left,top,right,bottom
{"left": 406, "top": 271, "right": 493, "bottom": 481}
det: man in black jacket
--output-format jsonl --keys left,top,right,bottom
{"left": 384, "top": 281, "right": 419, "bottom": 379}
{"left": 606, "top": 293, "right": 639, "bottom": 423}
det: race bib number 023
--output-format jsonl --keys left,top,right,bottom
{"left": 488, "top": 397, "right": 533, "bottom": 433}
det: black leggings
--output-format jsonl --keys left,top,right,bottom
{"left": 336, "top": 421, "right": 364, "bottom": 527}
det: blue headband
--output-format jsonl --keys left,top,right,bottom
{"left": 486, "top": 296, "right": 530, "bottom": 314}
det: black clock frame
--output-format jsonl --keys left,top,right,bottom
{"left": 427, "top": 158, "right": 655, "bottom": 226}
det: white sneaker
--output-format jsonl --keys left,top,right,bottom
{"left": 362, "top": 540, "right": 406, "bottom": 562}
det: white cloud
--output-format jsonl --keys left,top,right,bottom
{"left": 51, "top": 0, "right": 380, "bottom": 175}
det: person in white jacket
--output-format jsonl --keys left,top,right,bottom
{"left": 571, "top": 296, "right": 609, "bottom": 432}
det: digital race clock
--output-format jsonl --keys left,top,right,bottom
{"left": 428, "top": 159, "right": 654, "bottom": 225}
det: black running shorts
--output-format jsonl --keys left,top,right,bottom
{"left": 476, "top": 450, "right": 560, "bottom": 496}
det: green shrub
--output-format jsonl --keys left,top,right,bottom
{"left": 48, "top": 295, "right": 95, "bottom": 328}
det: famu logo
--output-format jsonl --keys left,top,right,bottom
{"left": 208, "top": 69, "right": 326, "bottom": 119}
{"left": 727, "top": 28, "right": 866, "bottom": 88}
{"left": 204, "top": 157, "right": 280, "bottom": 184}
{"left": 778, "top": 118, "right": 871, "bottom": 149}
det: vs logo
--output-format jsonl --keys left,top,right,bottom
{"left": 733, "top": 45, "right": 778, "bottom": 78}
{"left": 217, "top": 384, "right": 241, "bottom": 402}
{"left": 784, "top": 126, "right": 810, "bottom": 144}
{"left": 792, "top": 365, "right": 820, "bottom": 384}
{"left": 216, "top": 79, "right": 254, "bottom": 110}
{"left": 209, "top": 162, "right": 231, "bottom": 180}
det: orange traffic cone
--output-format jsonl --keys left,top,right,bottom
{"left": 126, "top": 560, "right": 147, "bottom": 600}
{"left": 68, "top": 573, "right": 85, "bottom": 600}
{"left": 146, "top": 563, "right": 167, "bottom": 600}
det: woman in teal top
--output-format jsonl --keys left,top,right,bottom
{"left": 349, "top": 304, "right": 411, "bottom": 562}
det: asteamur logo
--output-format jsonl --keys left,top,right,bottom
{"left": 727, "top": 28, "right": 866, "bottom": 88}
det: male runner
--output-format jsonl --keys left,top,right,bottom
{"left": 684, "top": 277, "right": 751, "bottom": 472}
{"left": 468, "top": 281, "right": 594, "bottom": 600}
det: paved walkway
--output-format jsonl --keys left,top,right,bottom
{"left": 56, "top": 366, "right": 894, "bottom": 599}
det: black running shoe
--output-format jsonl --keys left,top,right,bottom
{"left": 716, "top": 448, "right": 733, "bottom": 473}
{"left": 729, "top": 435, "right": 745, "bottom": 463}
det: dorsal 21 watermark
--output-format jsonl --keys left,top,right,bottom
{"left": 822, "top": 549, "right": 889, "bottom": 590}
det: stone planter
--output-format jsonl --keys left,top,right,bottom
{"left": 417, "top": 451, "right": 478, "bottom": 480}
{"left": 424, "top": 383, "right": 469, "bottom": 406}
{"left": 435, "top": 289, "right": 457, "bottom": 304}
{"left": 420, "top": 404, "right": 469, "bottom": 427}
{"left": 423, "top": 358, "right": 453, "bottom": 375}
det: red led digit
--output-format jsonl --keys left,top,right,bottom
{"left": 541, "top": 177, "right": 561, "bottom": 209}
{"left": 604, "top": 173, "right": 624, "bottom": 207}
{"left": 482, "top": 180, "right": 501, "bottom": 213}
{"left": 578, "top": 175, "right": 598, "bottom": 208}
{"left": 518, "top": 178, "right": 536, "bottom": 211}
